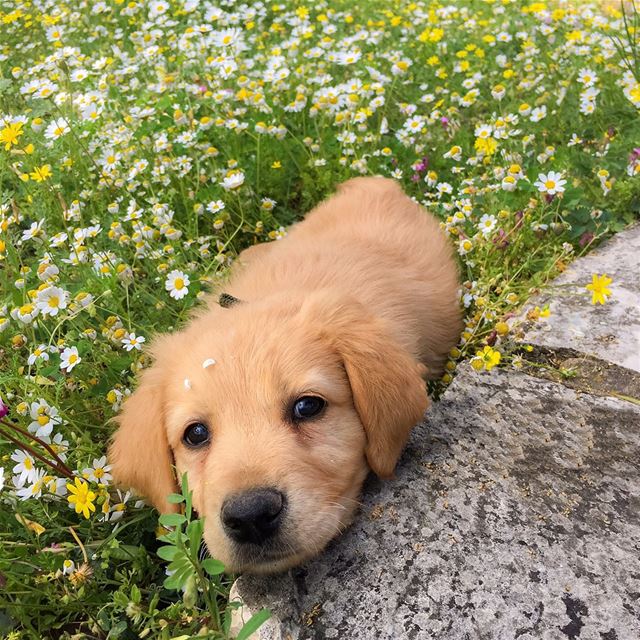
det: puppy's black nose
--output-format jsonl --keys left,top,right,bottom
{"left": 221, "top": 488, "right": 285, "bottom": 545}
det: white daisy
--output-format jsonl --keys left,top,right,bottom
{"left": 16, "top": 468, "right": 47, "bottom": 500}
{"left": 35, "top": 286, "right": 68, "bottom": 317}
{"left": 28, "top": 399, "right": 61, "bottom": 439}
{"left": 44, "top": 118, "right": 70, "bottom": 141}
{"left": 165, "top": 270, "right": 190, "bottom": 300}
{"left": 107, "top": 490, "right": 131, "bottom": 522}
{"left": 534, "top": 171, "right": 567, "bottom": 195}
{"left": 478, "top": 214, "right": 497, "bottom": 236}
{"left": 11, "top": 449, "right": 38, "bottom": 486}
{"left": 149, "top": 0, "right": 169, "bottom": 18}
{"left": 530, "top": 106, "right": 547, "bottom": 122}
{"left": 474, "top": 124, "right": 493, "bottom": 139}
{"left": 60, "top": 346, "right": 81, "bottom": 372}
{"left": 221, "top": 171, "right": 245, "bottom": 190}
{"left": 207, "top": 200, "right": 225, "bottom": 214}
{"left": 44, "top": 475, "right": 67, "bottom": 497}
{"left": 62, "top": 559, "right": 76, "bottom": 575}
{"left": 214, "top": 28, "right": 242, "bottom": 47}
{"left": 83, "top": 455, "right": 112, "bottom": 485}
{"left": 27, "top": 344, "right": 51, "bottom": 366}
{"left": 458, "top": 238, "right": 474, "bottom": 255}
{"left": 21, "top": 220, "right": 45, "bottom": 242}
{"left": 336, "top": 50, "right": 362, "bottom": 66}
{"left": 121, "top": 333, "right": 146, "bottom": 351}
{"left": 501, "top": 175, "right": 517, "bottom": 191}
{"left": 50, "top": 432, "right": 69, "bottom": 462}
{"left": 577, "top": 69, "right": 597, "bottom": 87}
{"left": 10, "top": 303, "right": 40, "bottom": 324}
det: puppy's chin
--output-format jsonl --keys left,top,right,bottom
{"left": 204, "top": 533, "right": 308, "bottom": 574}
{"left": 229, "top": 546, "right": 310, "bottom": 575}
{"left": 203, "top": 525, "right": 327, "bottom": 574}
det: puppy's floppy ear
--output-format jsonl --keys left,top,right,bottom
{"left": 311, "top": 296, "right": 429, "bottom": 478}
{"left": 338, "top": 326, "right": 429, "bottom": 478}
{"left": 108, "top": 366, "right": 178, "bottom": 513}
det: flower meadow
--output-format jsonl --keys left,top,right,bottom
{"left": 1, "top": 0, "right": 639, "bottom": 636}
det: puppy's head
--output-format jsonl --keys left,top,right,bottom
{"left": 109, "top": 292, "right": 428, "bottom": 573}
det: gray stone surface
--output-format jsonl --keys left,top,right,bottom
{"left": 234, "top": 367, "right": 640, "bottom": 640}
{"left": 518, "top": 224, "right": 640, "bottom": 373}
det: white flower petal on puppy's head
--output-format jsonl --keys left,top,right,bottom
{"left": 202, "top": 358, "right": 216, "bottom": 369}
{"left": 184, "top": 378, "right": 191, "bottom": 390}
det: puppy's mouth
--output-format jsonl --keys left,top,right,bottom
{"left": 230, "top": 539, "right": 301, "bottom": 573}
{"left": 233, "top": 544, "right": 299, "bottom": 567}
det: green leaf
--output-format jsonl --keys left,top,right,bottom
{"left": 107, "top": 620, "right": 128, "bottom": 639}
{"left": 180, "top": 472, "right": 193, "bottom": 519}
{"left": 157, "top": 531, "right": 177, "bottom": 544}
{"left": 155, "top": 94, "right": 173, "bottom": 112}
{"left": 163, "top": 565, "right": 193, "bottom": 591}
{"left": 186, "top": 519, "right": 203, "bottom": 551}
{"left": 0, "top": 78, "right": 12, "bottom": 94}
{"left": 130, "top": 583, "right": 141, "bottom": 604}
{"left": 158, "top": 513, "right": 187, "bottom": 527}
{"left": 157, "top": 545, "right": 178, "bottom": 561}
{"left": 235, "top": 609, "right": 271, "bottom": 640}
{"left": 182, "top": 574, "right": 198, "bottom": 609}
{"left": 163, "top": 572, "right": 184, "bottom": 591}
{"left": 167, "top": 493, "right": 185, "bottom": 504}
{"left": 201, "top": 558, "right": 225, "bottom": 576}
{"left": 167, "top": 556, "right": 191, "bottom": 574}
{"left": 112, "top": 591, "right": 129, "bottom": 608}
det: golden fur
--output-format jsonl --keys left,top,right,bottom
{"left": 109, "top": 177, "right": 462, "bottom": 572}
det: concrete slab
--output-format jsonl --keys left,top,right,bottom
{"left": 233, "top": 367, "right": 640, "bottom": 640}
{"left": 518, "top": 224, "right": 640, "bottom": 372}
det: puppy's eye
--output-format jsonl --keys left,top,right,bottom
{"left": 292, "top": 396, "right": 326, "bottom": 421}
{"left": 183, "top": 422, "right": 210, "bottom": 447}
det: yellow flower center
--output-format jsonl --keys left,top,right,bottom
{"left": 32, "top": 480, "right": 44, "bottom": 495}
{"left": 545, "top": 180, "right": 556, "bottom": 189}
{"left": 174, "top": 277, "right": 184, "bottom": 290}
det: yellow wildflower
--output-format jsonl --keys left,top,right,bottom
{"left": 29, "top": 165, "right": 52, "bottom": 182}
{"left": 0, "top": 121, "right": 24, "bottom": 150}
{"left": 66, "top": 477, "right": 97, "bottom": 519}
{"left": 585, "top": 274, "right": 613, "bottom": 305}
{"left": 495, "top": 321, "right": 509, "bottom": 336}
{"left": 473, "top": 346, "right": 502, "bottom": 371}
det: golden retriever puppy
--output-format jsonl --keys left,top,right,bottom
{"left": 109, "top": 177, "right": 462, "bottom": 573}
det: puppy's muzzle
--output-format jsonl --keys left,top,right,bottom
{"left": 221, "top": 488, "right": 286, "bottom": 545}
